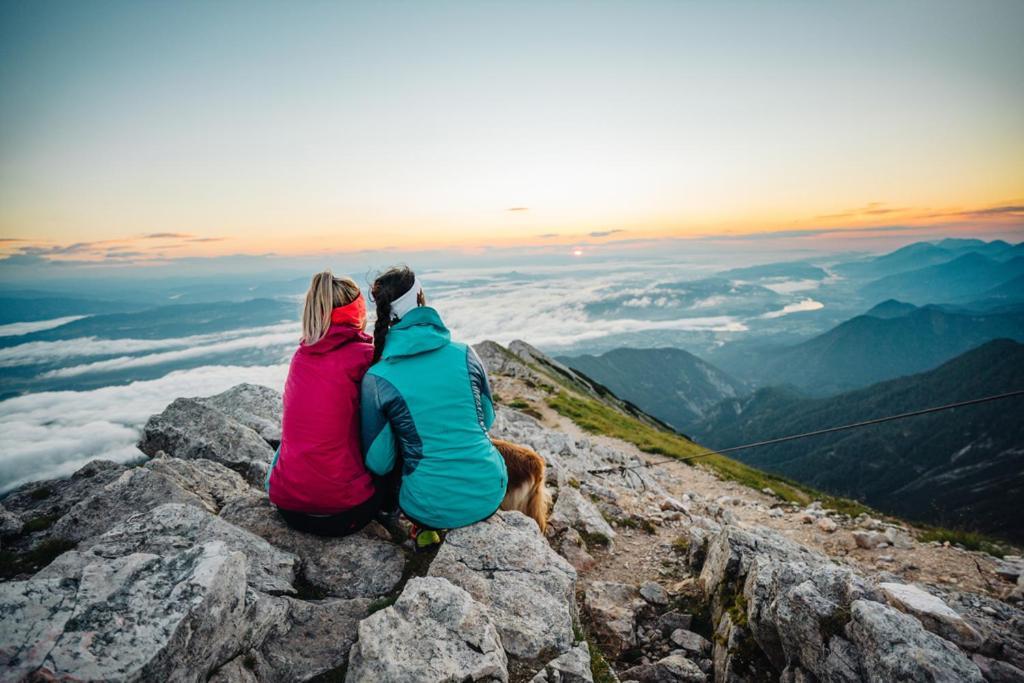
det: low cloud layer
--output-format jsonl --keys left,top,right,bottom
{"left": 0, "top": 316, "right": 89, "bottom": 337}
{"left": 0, "top": 322, "right": 297, "bottom": 368}
{"left": 0, "top": 363, "right": 288, "bottom": 493}
{"left": 0, "top": 260, "right": 834, "bottom": 489}
{"left": 760, "top": 298, "right": 825, "bottom": 319}
{"left": 41, "top": 325, "right": 299, "bottom": 378}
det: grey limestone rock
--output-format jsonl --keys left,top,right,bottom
{"left": 620, "top": 653, "right": 707, "bottom": 683}
{"left": 197, "top": 382, "right": 283, "bottom": 447}
{"left": 345, "top": 576, "right": 508, "bottom": 683}
{"left": 428, "top": 511, "right": 578, "bottom": 663}
{"left": 0, "top": 541, "right": 253, "bottom": 682}
{"left": 219, "top": 493, "right": 404, "bottom": 600}
{"left": 583, "top": 580, "right": 644, "bottom": 658}
{"left": 138, "top": 397, "right": 274, "bottom": 484}
{"left": 40, "top": 502, "right": 298, "bottom": 595}
{"left": 529, "top": 642, "right": 594, "bottom": 683}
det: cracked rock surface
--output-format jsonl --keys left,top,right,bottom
{"left": 346, "top": 576, "right": 509, "bottom": 683}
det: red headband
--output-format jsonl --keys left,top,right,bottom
{"left": 330, "top": 293, "right": 367, "bottom": 329}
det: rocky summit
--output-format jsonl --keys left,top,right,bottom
{"left": 1, "top": 342, "right": 1023, "bottom": 682}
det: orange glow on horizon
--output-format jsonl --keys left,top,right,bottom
{"left": 3, "top": 198, "right": 1021, "bottom": 264}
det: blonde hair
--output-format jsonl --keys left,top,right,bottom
{"left": 301, "top": 271, "right": 361, "bottom": 344}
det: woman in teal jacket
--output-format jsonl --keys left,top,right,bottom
{"left": 360, "top": 266, "right": 508, "bottom": 544}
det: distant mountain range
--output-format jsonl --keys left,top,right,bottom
{"left": 748, "top": 299, "right": 1024, "bottom": 395}
{"left": 0, "top": 296, "right": 145, "bottom": 326}
{"left": 835, "top": 238, "right": 1021, "bottom": 281}
{"left": 689, "top": 339, "right": 1024, "bottom": 542}
{"left": 556, "top": 347, "right": 747, "bottom": 429}
{"left": 860, "top": 253, "right": 1024, "bottom": 305}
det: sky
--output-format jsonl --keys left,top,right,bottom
{"left": 1, "top": 0, "right": 1022, "bottom": 268}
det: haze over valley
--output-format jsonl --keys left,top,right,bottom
{"left": 2, "top": 236, "right": 1022, "bottom": 542}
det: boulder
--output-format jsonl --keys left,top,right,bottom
{"left": 582, "top": 581, "right": 644, "bottom": 657}
{"left": 883, "top": 527, "right": 915, "bottom": 549}
{"left": 1013, "top": 574, "right": 1024, "bottom": 603}
{"left": 529, "top": 642, "right": 593, "bottom": 683}
{"left": 215, "top": 596, "right": 371, "bottom": 682}
{"left": 0, "top": 541, "right": 255, "bottom": 682}
{"left": 138, "top": 397, "right": 274, "bottom": 484}
{"left": 48, "top": 467, "right": 208, "bottom": 544}
{"left": 198, "top": 383, "right": 283, "bottom": 447}
{"left": 852, "top": 531, "right": 887, "bottom": 549}
{"left": 669, "top": 629, "right": 711, "bottom": 657}
{"left": 656, "top": 610, "right": 694, "bottom": 636}
{"left": 145, "top": 455, "right": 251, "bottom": 512}
{"left": 878, "top": 582, "right": 983, "bottom": 650}
{"left": 640, "top": 580, "right": 670, "bottom": 606}
{"left": 0, "top": 504, "right": 22, "bottom": 539}
{"left": 742, "top": 555, "right": 878, "bottom": 674}
{"left": 0, "top": 459, "right": 128, "bottom": 521}
{"left": 620, "top": 654, "right": 707, "bottom": 683}
{"left": 40, "top": 503, "right": 298, "bottom": 595}
{"left": 971, "top": 654, "right": 1024, "bottom": 683}
{"left": 219, "top": 494, "right": 404, "bottom": 600}
{"left": 699, "top": 525, "right": 820, "bottom": 611}
{"left": 994, "top": 556, "right": 1024, "bottom": 582}
{"left": 549, "top": 487, "right": 616, "bottom": 547}
{"left": 843, "top": 599, "right": 984, "bottom": 682}
{"left": 428, "top": 511, "right": 578, "bottom": 662}
{"left": 816, "top": 517, "right": 838, "bottom": 533}
{"left": 346, "top": 576, "right": 508, "bottom": 683}
{"left": 555, "top": 527, "right": 597, "bottom": 572}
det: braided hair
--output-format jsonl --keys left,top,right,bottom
{"left": 370, "top": 265, "right": 417, "bottom": 363}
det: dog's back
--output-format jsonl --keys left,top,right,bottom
{"left": 492, "top": 438, "right": 551, "bottom": 533}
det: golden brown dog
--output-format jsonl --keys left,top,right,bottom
{"left": 491, "top": 438, "right": 552, "bottom": 533}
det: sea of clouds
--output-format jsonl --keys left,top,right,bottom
{"left": 0, "top": 261, "right": 831, "bottom": 491}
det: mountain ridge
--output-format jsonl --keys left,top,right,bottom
{"left": 1, "top": 339, "right": 1022, "bottom": 682}
{"left": 557, "top": 346, "right": 747, "bottom": 429}
{"left": 690, "top": 338, "right": 1024, "bottom": 542}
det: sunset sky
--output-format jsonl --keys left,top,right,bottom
{"left": 1, "top": 0, "right": 1022, "bottom": 264}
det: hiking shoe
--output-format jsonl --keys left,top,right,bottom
{"left": 410, "top": 525, "right": 444, "bottom": 553}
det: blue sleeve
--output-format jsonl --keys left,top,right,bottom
{"left": 467, "top": 346, "right": 496, "bottom": 431}
{"left": 360, "top": 373, "right": 397, "bottom": 475}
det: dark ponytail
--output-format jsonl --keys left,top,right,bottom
{"left": 370, "top": 265, "right": 416, "bottom": 363}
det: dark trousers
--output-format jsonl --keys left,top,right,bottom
{"left": 276, "top": 490, "right": 384, "bottom": 537}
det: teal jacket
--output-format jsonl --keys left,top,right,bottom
{"left": 360, "top": 307, "right": 507, "bottom": 529}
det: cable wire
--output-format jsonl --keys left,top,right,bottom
{"left": 586, "top": 389, "right": 1024, "bottom": 475}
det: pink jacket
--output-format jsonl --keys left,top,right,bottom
{"left": 268, "top": 324, "right": 376, "bottom": 514}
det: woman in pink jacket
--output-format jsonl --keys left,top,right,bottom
{"left": 266, "top": 271, "right": 384, "bottom": 536}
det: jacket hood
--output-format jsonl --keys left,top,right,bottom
{"left": 300, "top": 324, "right": 372, "bottom": 355}
{"left": 381, "top": 306, "right": 451, "bottom": 360}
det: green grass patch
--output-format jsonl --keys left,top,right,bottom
{"left": 671, "top": 536, "right": 691, "bottom": 554}
{"left": 508, "top": 399, "right": 531, "bottom": 410}
{"left": 0, "top": 538, "right": 76, "bottom": 579}
{"left": 916, "top": 527, "right": 1011, "bottom": 558}
{"left": 580, "top": 530, "right": 611, "bottom": 549}
{"left": 604, "top": 513, "right": 656, "bottom": 535}
{"left": 23, "top": 514, "right": 58, "bottom": 533}
{"left": 29, "top": 486, "right": 53, "bottom": 500}
{"left": 547, "top": 391, "right": 873, "bottom": 517}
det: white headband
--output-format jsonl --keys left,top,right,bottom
{"left": 389, "top": 276, "right": 422, "bottom": 321}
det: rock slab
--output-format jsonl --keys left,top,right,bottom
{"left": 0, "top": 541, "right": 250, "bottom": 682}
{"left": 346, "top": 576, "right": 508, "bottom": 683}
{"left": 429, "top": 511, "right": 578, "bottom": 663}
